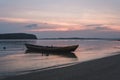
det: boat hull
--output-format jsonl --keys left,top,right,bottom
{"left": 25, "top": 44, "right": 79, "bottom": 53}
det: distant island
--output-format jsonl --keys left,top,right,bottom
{"left": 0, "top": 33, "right": 37, "bottom": 39}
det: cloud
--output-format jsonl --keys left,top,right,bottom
{"left": 84, "top": 24, "right": 112, "bottom": 31}
{"left": 85, "top": 24, "right": 103, "bottom": 27}
{"left": 93, "top": 26, "right": 112, "bottom": 31}
{"left": 25, "top": 24, "right": 38, "bottom": 28}
{"left": 0, "top": 19, "right": 67, "bottom": 33}
{"left": 28, "top": 23, "right": 68, "bottom": 32}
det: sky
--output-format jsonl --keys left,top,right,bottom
{"left": 0, "top": 0, "right": 120, "bottom": 38}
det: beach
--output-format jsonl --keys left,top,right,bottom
{"left": 1, "top": 54, "right": 120, "bottom": 80}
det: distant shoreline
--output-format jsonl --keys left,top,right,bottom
{"left": 38, "top": 37, "right": 120, "bottom": 41}
{"left": 0, "top": 33, "right": 37, "bottom": 39}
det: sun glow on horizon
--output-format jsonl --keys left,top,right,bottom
{"left": 0, "top": 17, "right": 120, "bottom": 32}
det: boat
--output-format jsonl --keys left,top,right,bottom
{"left": 25, "top": 44, "right": 79, "bottom": 53}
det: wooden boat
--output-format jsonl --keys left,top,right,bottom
{"left": 25, "top": 44, "right": 79, "bottom": 52}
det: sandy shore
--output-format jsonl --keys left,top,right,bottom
{"left": 1, "top": 54, "right": 120, "bottom": 80}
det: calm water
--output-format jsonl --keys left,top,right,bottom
{"left": 0, "top": 39, "right": 120, "bottom": 77}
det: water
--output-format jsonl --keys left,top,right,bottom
{"left": 0, "top": 39, "right": 120, "bottom": 78}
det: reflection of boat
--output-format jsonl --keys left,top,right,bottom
{"left": 25, "top": 44, "right": 79, "bottom": 53}
{"left": 25, "top": 50, "right": 77, "bottom": 58}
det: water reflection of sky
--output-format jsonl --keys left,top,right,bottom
{"left": 0, "top": 40, "right": 120, "bottom": 77}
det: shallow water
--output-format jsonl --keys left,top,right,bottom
{"left": 0, "top": 39, "right": 120, "bottom": 77}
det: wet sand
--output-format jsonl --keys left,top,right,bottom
{"left": 1, "top": 54, "right": 120, "bottom": 80}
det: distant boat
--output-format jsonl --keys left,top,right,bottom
{"left": 25, "top": 44, "right": 79, "bottom": 53}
